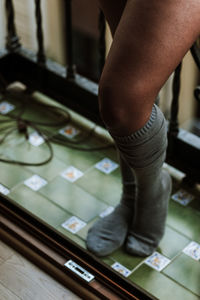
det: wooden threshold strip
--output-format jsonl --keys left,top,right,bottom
{"left": 0, "top": 195, "right": 154, "bottom": 300}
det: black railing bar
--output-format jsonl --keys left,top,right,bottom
{"left": 98, "top": 10, "right": 106, "bottom": 75}
{"left": 190, "top": 39, "right": 200, "bottom": 70}
{"left": 169, "top": 62, "right": 182, "bottom": 135}
{"left": 35, "top": 0, "right": 46, "bottom": 65}
{"left": 5, "top": 0, "right": 21, "bottom": 51}
{"left": 63, "top": 0, "right": 76, "bottom": 80}
{"left": 1, "top": 47, "right": 98, "bottom": 95}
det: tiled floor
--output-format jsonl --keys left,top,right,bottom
{"left": 0, "top": 91, "right": 200, "bottom": 300}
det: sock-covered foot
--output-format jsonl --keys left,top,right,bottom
{"left": 86, "top": 203, "right": 132, "bottom": 256}
{"left": 86, "top": 154, "right": 137, "bottom": 257}
{"left": 126, "top": 169, "right": 172, "bottom": 256}
{"left": 108, "top": 104, "right": 171, "bottom": 257}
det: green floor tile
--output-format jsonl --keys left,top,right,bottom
{"left": 0, "top": 113, "right": 26, "bottom": 152}
{"left": 167, "top": 200, "right": 200, "bottom": 243}
{"left": 111, "top": 248, "right": 144, "bottom": 271}
{"left": 100, "top": 146, "right": 119, "bottom": 163}
{"left": 0, "top": 162, "right": 32, "bottom": 189}
{"left": 76, "top": 217, "right": 98, "bottom": 240}
{"left": 52, "top": 143, "right": 104, "bottom": 172}
{"left": 5, "top": 141, "right": 51, "bottom": 165}
{"left": 12, "top": 100, "right": 62, "bottom": 126}
{"left": 158, "top": 226, "right": 190, "bottom": 259}
{"left": 0, "top": 130, "right": 26, "bottom": 150}
{"left": 57, "top": 226, "right": 86, "bottom": 249}
{"left": 129, "top": 264, "right": 199, "bottom": 300}
{"left": 9, "top": 185, "right": 71, "bottom": 228}
{"left": 39, "top": 176, "right": 108, "bottom": 222}
{"left": 189, "top": 194, "right": 200, "bottom": 212}
{"left": 101, "top": 257, "right": 116, "bottom": 267}
{"left": 26, "top": 156, "right": 67, "bottom": 181}
{"left": 80, "top": 139, "right": 114, "bottom": 157}
{"left": 163, "top": 253, "right": 200, "bottom": 296}
{"left": 76, "top": 167, "right": 122, "bottom": 206}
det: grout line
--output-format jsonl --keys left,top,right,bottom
{"left": 0, "top": 253, "right": 13, "bottom": 265}
{"left": 75, "top": 178, "right": 120, "bottom": 208}
{"left": 166, "top": 223, "right": 199, "bottom": 243}
{"left": 128, "top": 259, "right": 146, "bottom": 275}
{"left": 162, "top": 272, "right": 200, "bottom": 298}
{"left": 0, "top": 258, "right": 4, "bottom": 266}
{"left": 36, "top": 190, "right": 75, "bottom": 219}
{"left": 8, "top": 179, "right": 75, "bottom": 223}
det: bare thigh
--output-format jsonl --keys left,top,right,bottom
{"left": 99, "top": 0, "right": 200, "bottom": 132}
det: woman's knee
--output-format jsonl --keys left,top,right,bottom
{"left": 98, "top": 76, "right": 157, "bottom": 130}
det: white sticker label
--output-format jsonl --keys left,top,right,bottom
{"left": 64, "top": 260, "right": 95, "bottom": 282}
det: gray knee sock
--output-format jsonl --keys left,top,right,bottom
{"left": 86, "top": 153, "right": 137, "bottom": 257}
{"left": 110, "top": 104, "right": 172, "bottom": 256}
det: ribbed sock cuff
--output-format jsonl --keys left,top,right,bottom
{"left": 108, "top": 104, "right": 167, "bottom": 168}
{"left": 109, "top": 104, "right": 164, "bottom": 144}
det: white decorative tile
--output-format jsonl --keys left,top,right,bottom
{"left": 61, "top": 166, "right": 83, "bottom": 183}
{"left": 183, "top": 241, "right": 200, "bottom": 261}
{"left": 59, "top": 125, "right": 80, "bottom": 139}
{"left": 112, "top": 262, "right": 131, "bottom": 277}
{"left": 0, "top": 101, "right": 15, "bottom": 114}
{"left": 144, "top": 252, "right": 171, "bottom": 272}
{"left": 24, "top": 174, "right": 47, "bottom": 191}
{"left": 61, "top": 216, "right": 86, "bottom": 234}
{"left": 95, "top": 158, "right": 119, "bottom": 174}
{"left": 172, "top": 189, "right": 194, "bottom": 206}
{"left": 29, "top": 131, "right": 44, "bottom": 146}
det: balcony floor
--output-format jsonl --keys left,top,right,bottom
{"left": 0, "top": 89, "right": 200, "bottom": 300}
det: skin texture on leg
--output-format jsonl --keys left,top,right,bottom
{"left": 99, "top": 0, "right": 200, "bottom": 135}
{"left": 86, "top": 0, "right": 138, "bottom": 257}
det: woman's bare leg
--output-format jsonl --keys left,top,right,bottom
{"left": 87, "top": 0, "right": 139, "bottom": 257}
{"left": 87, "top": 0, "right": 200, "bottom": 257}
{"left": 99, "top": 0, "right": 200, "bottom": 135}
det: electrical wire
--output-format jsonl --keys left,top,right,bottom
{"left": 0, "top": 82, "right": 114, "bottom": 166}
{"left": 0, "top": 120, "right": 54, "bottom": 166}
{"left": 9, "top": 91, "right": 114, "bottom": 150}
